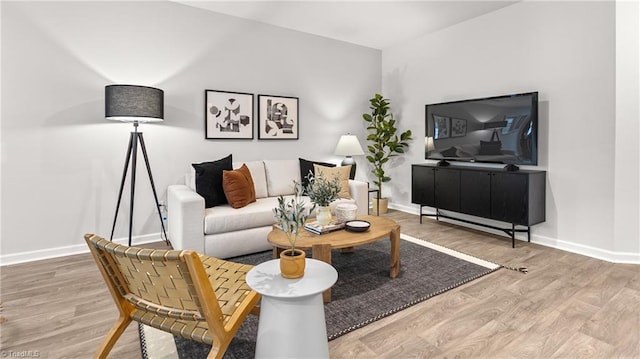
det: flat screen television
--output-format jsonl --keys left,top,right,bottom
{"left": 425, "top": 92, "right": 538, "bottom": 168}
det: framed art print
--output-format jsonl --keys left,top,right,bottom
{"left": 432, "top": 115, "right": 450, "bottom": 139}
{"left": 205, "top": 90, "right": 254, "bottom": 139}
{"left": 451, "top": 118, "right": 467, "bottom": 137}
{"left": 258, "top": 95, "right": 299, "bottom": 140}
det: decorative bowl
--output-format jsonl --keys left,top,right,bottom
{"left": 344, "top": 220, "right": 370, "bottom": 232}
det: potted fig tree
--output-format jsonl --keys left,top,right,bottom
{"left": 363, "top": 93, "right": 412, "bottom": 214}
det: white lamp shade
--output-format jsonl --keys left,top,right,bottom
{"left": 105, "top": 84, "right": 164, "bottom": 123}
{"left": 334, "top": 135, "right": 364, "bottom": 156}
{"left": 425, "top": 136, "right": 435, "bottom": 152}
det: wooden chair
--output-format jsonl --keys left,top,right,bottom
{"left": 84, "top": 233, "right": 260, "bottom": 359}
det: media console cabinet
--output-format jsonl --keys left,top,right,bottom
{"left": 411, "top": 164, "right": 546, "bottom": 248}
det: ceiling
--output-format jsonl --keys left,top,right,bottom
{"left": 175, "top": 1, "right": 518, "bottom": 50}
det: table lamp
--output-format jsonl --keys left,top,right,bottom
{"left": 334, "top": 134, "right": 364, "bottom": 179}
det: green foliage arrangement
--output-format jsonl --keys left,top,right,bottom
{"left": 304, "top": 172, "right": 341, "bottom": 207}
{"left": 273, "top": 181, "right": 315, "bottom": 253}
{"left": 362, "top": 93, "right": 413, "bottom": 198}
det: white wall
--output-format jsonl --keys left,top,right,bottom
{"left": 614, "top": 0, "right": 640, "bottom": 261}
{"left": 2, "top": 1, "right": 637, "bottom": 265}
{"left": 382, "top": 1, "right": 639, "bottom": 262}
{"left": 0, "top": 1, "right": 380, "bottom": 264}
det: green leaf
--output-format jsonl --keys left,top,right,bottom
{"left": 362, "top": 93, "right": 414, "bottom": 193}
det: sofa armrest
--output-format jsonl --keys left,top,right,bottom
{"left": 167, "top": 184, "right": 205, "bottom": 253}
{"left": 349, "top": 180, "right": 369, "bottom": 216}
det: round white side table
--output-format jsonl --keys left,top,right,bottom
{"left": 246, "top": 258, "right": 338, "bottom": 359}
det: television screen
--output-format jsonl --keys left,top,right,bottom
{"left": 425, "top": 92, "right": 538, "bottom": 166}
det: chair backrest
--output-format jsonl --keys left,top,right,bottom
{"left": 84, "top": 233, "right": 226, "bottom": 337}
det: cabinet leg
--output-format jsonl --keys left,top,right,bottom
{"left": 527, "top": 226, "right": 531, "bottom": 242}
{"left": 511, "top": 223, "right": 515, "bottom": 248}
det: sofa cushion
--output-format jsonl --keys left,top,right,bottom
{"left": 204, "top": 196, "right": 313, "bottom": 235}
{"left": 192, "top": 154, "right": 233, "bottom": 208}
{"left": 223, "top": 164, "right": 257, "bottom": 209}
{"left": 314, "top": 164, "right": 351, "bottom": 199}
{"left": 234, "top": 161, "right": 268, "bottom": 199}
{"left": 264, "top": 160, "right": 300, "bottom": 197}
{"left": 299, "top": 158, "right": 335, "bottom": 191}
{"left": 186, "top": 171, "right": 196, "bottom": 190}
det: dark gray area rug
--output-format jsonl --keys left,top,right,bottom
{"left": 143, "top": 235, "right": 500, "bottom": 359}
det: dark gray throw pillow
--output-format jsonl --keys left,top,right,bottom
{"left": 440, "top": 147, "right": 458, "bottom": 157}
{"left": 192, "top": 154, "right": 233, "bottom": 208}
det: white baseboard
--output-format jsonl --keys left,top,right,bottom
{"left": 0, "top": 233, "right": 164, "bottom": 267}
{"left": 533, "top": 234, "right": 640, "bottom": 264}
{"left": 389, "top": 203, "right": 640, "bottom": 264}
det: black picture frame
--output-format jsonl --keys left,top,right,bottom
{"left": 451, "top": 118, "right": 467, "bottom": 137}
{"left": 257, "top": 95, "right": 299, "bottom": 140}
{"left": 205, "top": 90, "right": 254, "bottom": 139}
{"left": 433, "top": 115, "right": 450, "bottom": 139}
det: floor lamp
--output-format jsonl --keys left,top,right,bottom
{"left": 106, "top": 84, "right": 169, "bottom": 246}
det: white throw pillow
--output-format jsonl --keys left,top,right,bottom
{"left": 234, "top": 161, "right": 268, "bottom": 199}
{"left": 264, "top": 160, "right": 300, "bottom": 197}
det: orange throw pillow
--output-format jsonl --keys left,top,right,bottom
{"left": 222, "top": 164, "right": 257, "bottom": 209}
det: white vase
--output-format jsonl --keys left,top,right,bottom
{"left": 316, "top": 206, "right": 332, "bottom": 226}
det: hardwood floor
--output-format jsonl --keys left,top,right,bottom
{"left": 1, "top": 210, "right": 638, "bottom": 358}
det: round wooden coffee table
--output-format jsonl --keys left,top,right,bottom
{"left": 267, "top": 215, "right": 400, "bottom": 302}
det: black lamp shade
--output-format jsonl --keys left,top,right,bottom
{"left": 105, "top": 85, "right": 164, "bottom": 122}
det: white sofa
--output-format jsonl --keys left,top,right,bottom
{"left": 167, "top": 159, "right": 369, "bottom": 259}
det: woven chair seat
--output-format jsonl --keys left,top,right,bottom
{"left": 85, "top": 234, "right": 260, "bottom": 359}
{"left": 133, "top": 310, "right": 212, "bottom": 344}
{"left": 199, "top": 255, "right": 255, "bottom": 327}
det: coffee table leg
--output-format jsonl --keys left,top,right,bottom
{"left": 272, "top": 246, "right": 284, "bottom": 259}
{"left": 340, "top": 246, "right": 354, "bottom": 253}
{"left": 312, "top": 244, "right": 332, "bottom": 303}
{"left": 390, "top": 226, "right": 400, "bottom": 278}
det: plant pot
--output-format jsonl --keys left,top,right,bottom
{"left": 371, "top": 197, "right": 389, "bottom": 215}
{"left": 279, "top": 249, "right": 306, "bottom": 279}
{"left": 316, "top": 206, "right": 332, "bottom": 226}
